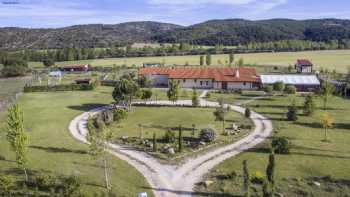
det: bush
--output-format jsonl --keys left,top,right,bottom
{"left": 35, "top": 173, "right": 57, "bottom": 190}
{"left": 287, "top": 102, "right": 298, "bottom": 121}
{"left": 199, "top": 128, "right": 217, "bottom": 142}
{"left": 0, "top": 175, "right": 14, "bottom": 194}
{"left": 163, "top": 129, "right": 176, "bottom": 143}
{"left": 265, "top": 85, "right": 273, "bottom": 93}
{"left": 245, "top": 108, "right": 251, "bottom": 118}
{"left": 0, "top": 155, "right": 5, "bottom": 161}
{"left": 60, "top": 175, "right": 82, "bottom": 196}
{"left": 251, "top": 171, "right": 265, "bottom": 184}
{"left": 285, "top": 85, "right": 297, "bottom": 94}
{"left": 273, "top": 81, "right": 285, "bottom": 92}
{"left": 113, "top": 108, "right": 128, "bottom": 122}
{"left": 272, "top": 137, "right": 291, "bottom": 154}
{"left": 101, "top": 110, "right": 114, "bottom": 125}
{"left": 206, "top": 92, "right": 211, "bottom": 98}
{"left": 24, "top": 82, "right": 96, "bottom": 92}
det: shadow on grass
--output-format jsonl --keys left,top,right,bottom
{"left": 67, "top": 103, "right": 108, "bottom": 112}
{"left": 295, "top": 122, "right": 350, "bottom": 130}
{"left": 292, "top": 144, "right": 350, "bottom": 154}
{"left": 141, "top": 186, "right": 239, "bottom": 197}
{"left": 30, "top": 145, "right": 88, "bottom": 154}
{"left": 290, "top": 151, "right": 350, "bottom": 160}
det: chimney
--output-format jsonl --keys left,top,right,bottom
{"left": 235, "top": 69, "right": 240, "bottom": 78}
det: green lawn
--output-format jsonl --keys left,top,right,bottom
{"left": 137, "top": 88, "right": 202, "bottom": 101}
{"left": 29, "top": 50, "right": 350, "bottom": 73}
{"left": 196, "top": 94, "right": 350, "bottom": 196}
{"left": 0, "top": 87, "right": 154, "bottom": 196}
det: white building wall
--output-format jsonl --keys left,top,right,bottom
{"left": 227, "top": 82, "right": 253, "bottom": 90}
{"left": 175, "top": 78, "right": 214, "bottom": 89}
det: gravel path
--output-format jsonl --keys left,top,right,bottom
{"left": 68, "top": 93, "right": 272, "bottom": 197}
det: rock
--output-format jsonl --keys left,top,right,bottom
{"left": 204, "top": 180, "right": 214, "bottom": 187}
{"left": 167, "top": 148, "right": 175, "bottom": 155}
{"left": 199, "top": 141, "right": 206, "bottom": 146}
{"left": 121, "top": 136, "right": 129, "bottom": 140}
{"left": 276, "top": 193, "right": 284, "bottom": 197}
{"left": 313, "top": 181, "right": 321, "bottom": 187}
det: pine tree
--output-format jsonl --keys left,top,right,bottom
{"left": 167, "top": 80, "right": 180, "bottom": 103}
{"left": 178, "top": 125, "right": 183, "bottom": 153}
{"left": 266, "top": 152, "right": 275, "bottom": 197}
{"left": 245, "top": 108, "right": 251, "bottom": 118}
{"left": 286, "top": 100, "right": 298, "bottom": 121}
{"left": 242, "top": 160, "right": 250, "bottom": 197}
{"left": 206, "top": 53, "right": 212, "bottom": 66}
{"left": 200, "top": 56, "right": 205, "bottom": 66}
{"left": 6, "top": 104, "right": 29, "bottom": 182}
{"left": 192, "top": 88, "right": 199, "bottom": 107}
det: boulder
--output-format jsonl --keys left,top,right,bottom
{"left": 204, "top": 180, "right": 214, "bottom": 187}
{"left": 199, "top": 141, "right": 206, "bottom": 146}
{"left": 313, "top": 181, "right": 321, "bottom": 187}
{"left": 167, "top": 148, "right": 175, "bottom": 155}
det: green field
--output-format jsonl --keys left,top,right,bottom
{"left": 29, "top": 50, "right": 350, "bottom": 73}
{"left": 0, "top": 87, "right": 153, "bottom": 196}
{"left": 196, "top": 94, "right": 350, "bottom": 196}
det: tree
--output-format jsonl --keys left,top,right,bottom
{"left": 178, "top": 125, "right": 183, "bottom": 153}
{"left": 245, "top": 107, "right": 251, "bottom": 118}
{"left": 303, "top": 95, "right": 316, "bottom": 116}
{"left": 200, "top": 56, "right": 205, "bottom": 66}
{"left": 321, "top": 79, "right": 335, "bottom": 110}
{"left": 152, "top": 133, "right": 157, "bottom": 152}
{"left": 320, "top": 113, "right": 334, "bottom": 142}
{"left": 229, "top": 52, "right": 235, "bottom": 65}
{"left": 88, "top": 121, "right": 113, "bottom": 190}
{"left": 213, "top": 106, "right": 229, "bottom": 134}
{"left": 0, "top": 175, "right": 14, "bottom": 196}
{"left": 167, "top": 80, "right": 180, "bottom": 103}
{"left": 237, "top": 58, "right": 244, "bottom": 67}
{"left": 206, "top": 53, "right": 212, "bottom": 66}
{"left": 112, "top": 78, "right": 139, "bottom": 109}
{"left": 1, "top": 58, "right": 28, "bottom": 77}
{"left": 286, "top": 100, "right": 298, "bottom": 121}
{"left": 242, "top": 160, "right": 250, "bottom": 197}
{"left": 138, "top": 75, "right": 150, "bottom": 88}
{"left": 285, "top": 85, "right": 297, "bottom": 94}
{"left": 43, "top": 58, "right": 55, "bottom": 67}
{"left": 192, "top": 88, "right": 200, "bottom": 107}
{"left": 264, "top": 152, "right": 275, "bottom": 197}
{"left": 273, "top": 81, "right": 285, "bottom": 92}
{"left": 141, "top": 89, "right": 153, "bottom": 101}
{"left": 6, "top": 104, "right": 29, "bottom": 182}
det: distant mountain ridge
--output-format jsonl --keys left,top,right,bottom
{"left": 1, "top": 19, "right": 350, "bottom": 49}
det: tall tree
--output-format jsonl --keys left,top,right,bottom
{"left": 206, "top": 53, "right": 212, "bottom": 66}
{"left": 320, "top": 113, "right": 334, "bottom": 142}
{"left": 6, "top": 104, "right": 29, "bottom": 182}
{"left": 242, "top": 160, "right": 250, "bottom": 197}
{"left": 112, "top": 78, "right": 139, "bottom": 109}
{"left": 192, "top": 88, "right": 199, "bottom": 107}
{"left": 200, "top": 56, "right": 205, "bottom": 66}
{"left": 266, "top": 152, "right": 275, "bottom": 197}
{"left": 167, "top": 80, "right": 180, "bottom": 103}
{"left": 88, "top": 121, "right": 113, "bottom": 190}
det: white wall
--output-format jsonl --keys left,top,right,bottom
{"left": 227, "top": 82, "right": 253, "bottom": 90}
{"left": 174, "top": 78, "right": 214, "bottom": 89}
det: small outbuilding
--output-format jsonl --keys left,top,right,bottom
{"left": 59, "top": 64, "right": 90, "bottom": 72}
{"left": 295, "top": 59, "right": 313, "bottom": 73}
{"left": 143, "top": 62, "right": 163, "bottom": 68}
{"left": 260, "top": 74, "right": 320, "bottom": 92}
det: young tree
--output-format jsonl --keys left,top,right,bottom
{"left": 273, "top": 81, "right": 285, "bottom": 92}
{"left": 245, "top": 107, "right": 251, "bottom": 118}
{"left": 237, "top": 58, "right": 244, "bottom": 67}
{"left": 286, "top": 100, "right": 298, "bottom": 121}
{"left": 206, "top": 53, "right": 212, "bottom": 66}
{"left": 152, "top": 133, "right": 157, "bottom": 152}
{"left": 303, "top": 95, "right": 316, "bottom": 116}
{"left": 200, "top": 56, "right": 205, "bottom": 66}
{"left": 178, "top": 125, "right": 183, "bottom": 153}
{"left": 192, "top": 88, "right": 200, "bottom": 107}
{"left": 321, "top": 80, "right": 335, "bottom": 110}
{"left": 320, "top": 113, "right": 334, "bottom": 142}
{"left": 213, "top": 106, "right": 229, "bottom": 134}
{"left": 167, "top": 80, "right": 180, "bottom": 103}
{"left": 266, "top": 152, "right": 275, "bottom": 197}
{"left": 6, "top": 104, "right": 29, "bottom": 182}
{"left": 242, "top": 160, "right": 250, "bottom": 197}
{"left": 88, "top": 121, "right": 113, "bottom": 190}
{"left": 141, "top": 89, "right": 153, "bottom": 101}
{"left": 43, "top": 58, "right": 55, "bottom": 67}
{"left": 112, "top": 78, "right": 139, "bottom": 109}
{"left": 229, "top": 52, "right": 235, "bottom": 65}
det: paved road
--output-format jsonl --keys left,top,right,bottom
{"left": 69, "top": 95, "right": 273, "bottom": 197}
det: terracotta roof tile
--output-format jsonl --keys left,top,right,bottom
{"left": 297, "top": 59, "right": 313, "bottom": 66}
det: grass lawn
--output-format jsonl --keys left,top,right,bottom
{"left": 196, "top": 94, "right": 350, "bottom": 196}
{"left": 0, "top": 87, "right": 154, "bottom": 196}
{"left": 29, "top": 50, "right": 350, "bottom": 73}
{"left": 136, "top": 88, "right": 202, "bottom": 101}
{"left": 30, "top": 72, "right": 103, "bottom": 86}
{"left": 207, "top": 91, "right": 267, "bottom": 105}
{"left": 110, "top": 106, "right": 252, "bottom": 161}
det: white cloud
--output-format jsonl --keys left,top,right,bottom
{"left": 148, "top": 0, "right": 255, "bottom": 5}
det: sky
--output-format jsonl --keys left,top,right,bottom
{"left": 0, "top": 0, "right": 350, "bottom": 28}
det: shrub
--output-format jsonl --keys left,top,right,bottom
{"left": 251, "top": 171, "right": 265, "bottom": 184}
{"left": 0, "top": 175, "right": 14, "bottom": 194}
{"left": 61, "top": 175, "right": 82, "bottom": 196}
{"left": 0, "top": 155, "right": 5, "bottom": 160}
{"left": 273, "top": 81, "right": 285, "bottom": 92}
{"left": 24, "top": 82, "right": 96, "bottom": 93}
{"left": 199, "top": 128, "right": 217, "bottom": 142}
{"left": 101, "top": 110, "right": 114, "bottom": 125}
{"left": 285, "top": 85, "right": 297, "bottom": 94}
{"left": 35, "top": 173, "right": 57, "bottom": 190}
{"left": 303, "top": 95, "right": 316, "bottom": 116}
{"left": 245, "top": 108, "right": 251, "bottom": 118}
{"left": 206, "top": 92, "right": 211, "bottom": 98}
{"left": 141, "top": 89, "right": 153, "bottom": 100}
{"left": 287, "top": 101, "right": 298, "bottom": 121}
{"left": 113, "top": 108, "right": 128, "bottom": 122}
{"left": 272, "top": 137, "right": 291, "bottom": 154}
{"left": 265, "top": 85, "right": 273, "bottom": 93}
{"left": 163, "top": 129, "right": 176, "bottom": 143}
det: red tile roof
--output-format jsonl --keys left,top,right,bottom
{"left": 60, "top": 64, "right": 89, "bottom": 69}
{"left": 297, "top": 59, "right": 313, "bottom": 66}
{"left": 139, "top": 67, "right": 260, "bottom": 83}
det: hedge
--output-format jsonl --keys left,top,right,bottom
{"left": 100, "top": 80, "right": 118, "bottom": 87}
{"left": 24, "top": 82, "right": 96, "bottom": 92}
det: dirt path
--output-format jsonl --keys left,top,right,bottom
{"left": 68, "top": 96, "right": 273, "bottom": 197}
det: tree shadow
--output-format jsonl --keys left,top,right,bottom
{"left": 334, "top": 123, "right": 350, "bottom": 130}
{"left": 30, "top": 145, "right": 88, "bottom": 154}
{"left": 290, "top": 151, "right": 350, "bottom": 160}
{"left": 292, "top": 144, "right": 350, "bottom": 154}
{"left": 294, "top": 122, "right": 321, "bottom": 129}
{"left": 67, "top": 103, "right": 108, "bottom": 112}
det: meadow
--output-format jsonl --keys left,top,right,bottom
{"left": 29, "top": 50, "right": 350, "bottom": 73}
{"left": 196, "top": 94, "right": 350, "bottom": 197}
{"left": 0, "top": 87, "right": 154, "bottom": 196}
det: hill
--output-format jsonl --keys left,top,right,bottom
{"left": 1, "top": 19, "right": 350, "bottom": 49}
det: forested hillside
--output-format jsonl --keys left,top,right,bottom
{"left": 1, "top": 19, "right": 350, "bottom": 49}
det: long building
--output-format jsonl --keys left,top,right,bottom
{"left": 260, "top": 74, "right": 320, "bottom": 91}
{"left": 139, "top": 67, "right": 261, "bottom": 90}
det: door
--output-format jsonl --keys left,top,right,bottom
{"left": 222, "top": 82, "right": 228, "bottom": 90}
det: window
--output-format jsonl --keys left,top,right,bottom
{"left": 243, "top": 82, "right": 246, "bottom": 86}
{"left": 206, "top": 81, "right": 209, "bottom": 86}
{"left": 194, "top": 79, "right": 197, "bottom": 83}
{"left": 200, "top": 81, "right": 203, "bottom": 86}
{"left": 183, "top": 79, "right": 186, "bottom": 83}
